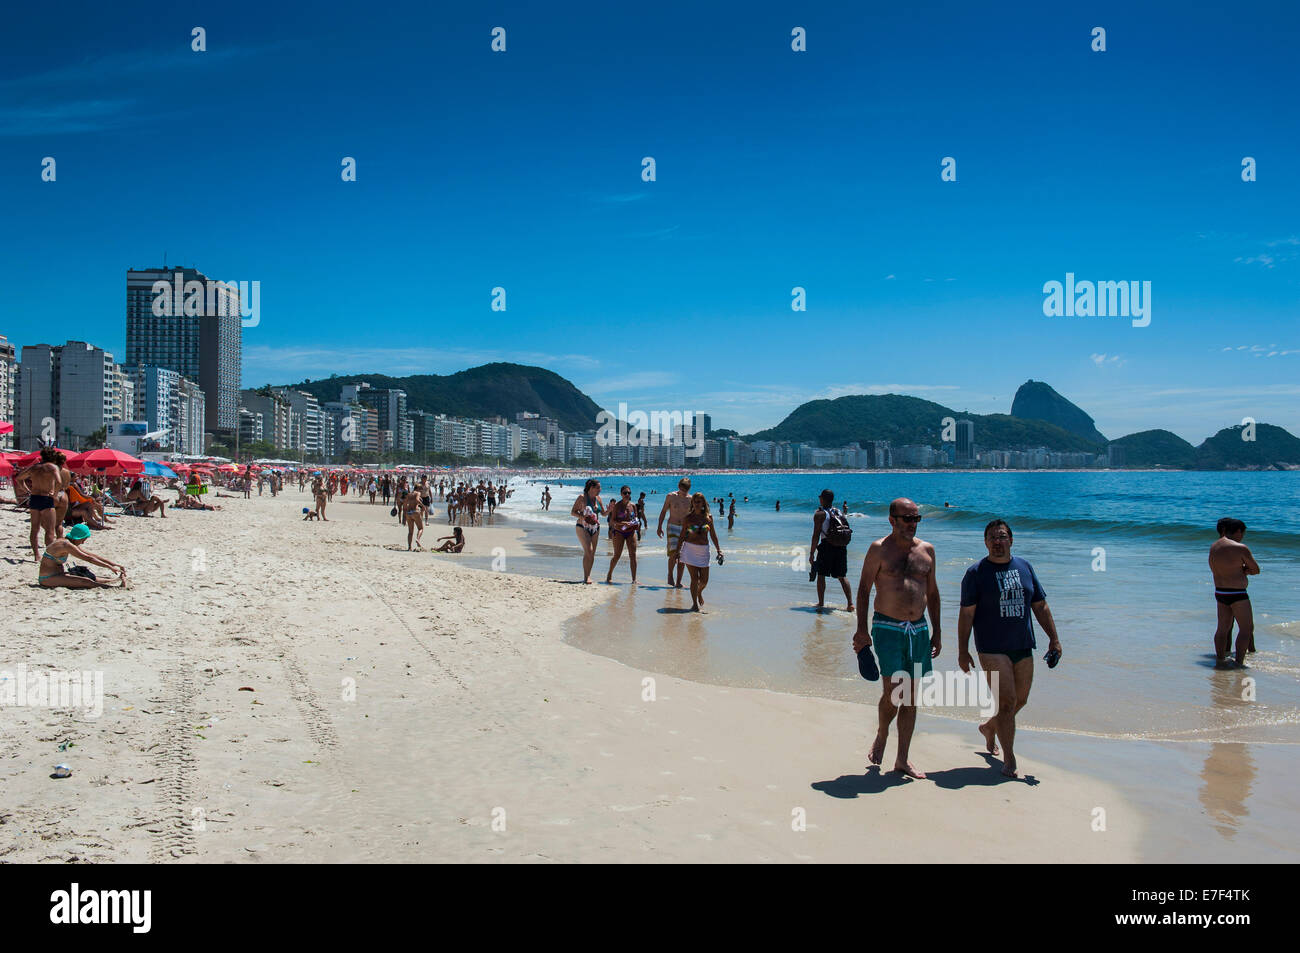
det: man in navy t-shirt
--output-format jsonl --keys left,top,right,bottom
{"left": 957, "top": 519, "right": 1063, "bottom": 778}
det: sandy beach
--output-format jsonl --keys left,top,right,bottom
{"left": 1, "top": 490, "right": 1144, "bottom": 863}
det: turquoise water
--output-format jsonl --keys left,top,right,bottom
{"left": 480, "top": 471, "right": 1300, "bottom": 744}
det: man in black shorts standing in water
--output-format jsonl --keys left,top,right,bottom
{"left": 1209, "top": 517, "right": 1259, "bottom": 668}
{"left": 957, "top": 518, "right": 1063, "bottom": 778}
{"left": 810, "top": 489, "right": 854, "bottom": 611}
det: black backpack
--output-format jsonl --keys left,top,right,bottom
{"left": 822, "top": 507, "right": 852, "bottom": 546}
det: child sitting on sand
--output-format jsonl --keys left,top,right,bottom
{"left": 433, "top": 527, "right": 465, "bottom": 553}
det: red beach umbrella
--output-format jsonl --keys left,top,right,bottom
{"left": 68, "top": 448, "right": 146, "bottom": 477}
{"left": 7, "top": 447, "right": 77, "bottom": 469}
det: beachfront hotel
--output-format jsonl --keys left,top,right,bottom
{"left": 0, "top": 334, "right": 14, "bottom": 450}
{"left": 14, "top": 341, "right": 118, "bottom": 448}
{"left": 126, "top": 266, "right": 242, "bottom": 435}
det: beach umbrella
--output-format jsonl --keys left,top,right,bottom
{"left": 68, "top": 448, "right": 146, "bottom": 477}
{"left": 142, "top": 460, "right": 179, "bottom": 479}
{"left": 7, "top": 447, "right": 76, "bottom": 469}
{"left": 0, "top": 422, "right": 12, "bottom": 435}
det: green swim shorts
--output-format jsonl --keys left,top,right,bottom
{"left": 872, "top": 612, "right": 933, "bottom": 679}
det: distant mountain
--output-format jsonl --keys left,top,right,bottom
{"left": 1010, "top": 380, "right": 1107, "bottom": 443}
{"left": 747, "top": 394, "right": 1102, "bottom": 452}
{"left": 1195, "top": 423, "right": 1300, "bottom": 469}
{"left": 284, "top": 363, "right": 603, "bottom": 433}
{"left": 1109, "top": 429, "right": 1196, "bottom": 468}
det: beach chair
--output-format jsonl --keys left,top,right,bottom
{"left": 97, "top": 488, "right": 140, "bottom": 515}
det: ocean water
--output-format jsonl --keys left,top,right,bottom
{"left": 474, "top": 471, "right": 1300, "bottom": 747}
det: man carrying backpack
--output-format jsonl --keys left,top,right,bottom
{"left": 810, "top": 489, "right": 854, "bottom": 611}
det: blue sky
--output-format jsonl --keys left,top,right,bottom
{"left": 1, "top": 0, "right": 1297, "bottom": 443}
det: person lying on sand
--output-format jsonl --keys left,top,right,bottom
{"left": 37, "top": 523, "right": 128, "bottom": 589}
{"left": 174, "top": 488, "right": 220, "bottom": 510}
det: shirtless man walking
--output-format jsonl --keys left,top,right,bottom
{"left": 851, "top": 498, "right": 941, "bottom": 779}
{"left": 15, "top": 448, "right": 64, "bottom": 562}
{"left": 1209, "top": 517, "right": 1260, "bottom": 668}
{"left": 656, "top": 477, "right": 694, "bottom": 588}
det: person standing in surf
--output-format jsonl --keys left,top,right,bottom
{"left": 673, "top": 493, "right": 723, "bottom": 611}
{"left": 571, "top": 479, "right": 604, "bottom": 584}
{"left": 1209, "top": 517, "right": 1260, "bottom": 668}
{"left": 956, "top": 519, "right": 1063, "bottom": 779}
{"left": 810, "top": 488, "right": 854, "bottom": 612}
{"left": 604, "top": 486, "right": 641, "bottom": 584}
{"left": 656, "top": 477, "right": 693, "bottom": 588}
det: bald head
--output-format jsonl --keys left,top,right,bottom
{"left": 889, "top": 497, "right": 918, "bottom": 518}
{"left": 888, "top": 497, "right": 921, "bottom": 536}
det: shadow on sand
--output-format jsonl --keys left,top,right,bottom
{"left": 811, "top": 767, "right": 915, "bottom": 797}
{"left": 813, "top": 753, "right": 1039, "bottom": 796}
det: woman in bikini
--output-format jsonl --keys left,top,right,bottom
{"left": 571, "top": 479, "right": 604, "bottom": 585}
{"left": 37, "top": 523, "right": 127, "bottom": 589}
{"left": 674, "top": 493, "right": 723, "bottom": 611}
{"left": 402, "top": 486, "right": 425, "bottom": 550}
{"left": 124, "top": 478, "right": 166, "bottom": 517}
{"left": 604, "top": 485, "right": 641, "bottom": 584}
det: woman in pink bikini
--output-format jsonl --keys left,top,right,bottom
{"left": 604, "top": 485, "right": 641, "bottom": 584}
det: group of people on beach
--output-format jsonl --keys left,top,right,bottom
{"left": 561, "top": 476, "right": 1265, "bottom": 781}
{"left": 5, "top": 446, "right": 141, "bottom": 588}
{"left": 572, "top": 477, "right": 726, "bottom": 610}
{"left": 298, "top": 469, "right": 505, "bottom": 555}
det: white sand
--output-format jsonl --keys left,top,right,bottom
{"left": 0, "top": 490, "right": 1140, "bottom": 862}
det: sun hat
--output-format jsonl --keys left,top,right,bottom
{"left": 67, "top": 523, "right": 92, "bottom": 542}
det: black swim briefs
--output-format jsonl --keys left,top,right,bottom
{"left": 1215, "top": 589, "right": 1249, "bottom": 606}
{"left": 28, "top": 494, "right": 55, "bottom": 511}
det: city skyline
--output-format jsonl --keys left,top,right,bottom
{"left": 1, "top": 1, "right": 1297, "bottom": 443}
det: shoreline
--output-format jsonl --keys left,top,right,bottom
{"left": 0, "top": 492, "right": 1150, "bottom": 862}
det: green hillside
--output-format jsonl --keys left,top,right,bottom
{"left": 1195, "top": 423, "right": 1300, "bottom": 468}
{"left": 1108, "top": 429, "right": 1197, "bottom": 468}
{"left": 747, "top": 394, "right": 1102, "bottom": 452}
{"left": 284, "top": 363, "right": 603, "bottom": 433}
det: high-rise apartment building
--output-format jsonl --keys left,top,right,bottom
{"left": 240, "top": 389, "right": 292, "bottom": 450}
{"left": 956, "top": 419, "right": 975, "bottom": 465}
{"left": 126, "top": 266, "right": 242, "bottom": 434}
{"left": 271, "top": 388, "right": 322, "bottom": 457}
{"left": 126, "top": 364, "right": 206, "bottom": 455}
{"left": 17, "top": 341, "right": 116, "bottom": 449}
{"left": 0, "top": 335, "right": 15, "bottom": 449}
